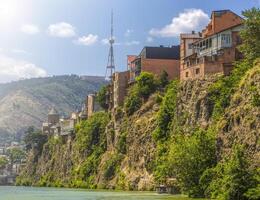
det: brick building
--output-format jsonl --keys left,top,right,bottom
{"left": 180, "top": 10, "right": 244, "bottom": 80}
{"left": 128, "top": 46, "right": 180, "bottom": 82}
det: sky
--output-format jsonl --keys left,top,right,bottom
{"left": 0, "top": 0, "right": 259, "bottom": 83}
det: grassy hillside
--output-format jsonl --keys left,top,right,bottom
{"left": 0, "top": 75, "right": 107, "bottom": 144}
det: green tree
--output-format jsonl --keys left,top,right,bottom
{"left": 169, "top": 130, "right": 216, "bottom": 197}
{"left": 159, "top": 70, "right": 169, "bottom": 88}
{"left": 0, "top": 156, "right": 8, "bottom": 170}
{"left": 7, "top": 147, "right": 26, "bottom": 164}
{"left": 204, "top": 145, "right": 256, "bottom": 200}
{"left": 239, "top": 7, "right": 260, "bottom": 65}
{"left": 124, "top": 72, "right": 158, "bottom": 116}
{"left": 24, "top": 126, "right": 47, "bottom": 152}
{"left": 97, "top": 85, "right": 109, "bottom": 110}
{"left": 135, "top": 72, "right": 157, "bottom": 99}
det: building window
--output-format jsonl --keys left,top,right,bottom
{"left": 195, "top": 68, "right": 200, "bottom": 75}
{"left": 186, "top": 72, "right": 189, "bottom": 77}
{"left": 209, "top": 38, "right": 212, "bottom": 48}
{"left": 188, "top": 43, "right": 193, "bottom": 49}
{"left": 221, "top": 34, "right": 231, "bottom": 46}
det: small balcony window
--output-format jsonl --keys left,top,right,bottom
{"left": 221, "top": 34, "right": 231, "bottom": 47}
{"left": 195, "top": 68, "right": 200, "bottom": 75}
{"left": 185, "top": 72, "right": 189, "bottom": 77}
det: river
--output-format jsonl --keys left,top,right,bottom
{"left": 0, "top": 186, "right": 201, "bottom": 200}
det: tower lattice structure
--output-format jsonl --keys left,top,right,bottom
{"left": 105, "top": 11, "right": 115, "bottom": 81}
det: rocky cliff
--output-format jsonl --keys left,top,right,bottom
{"left": 17, "top": 62, "right": 259, "bottom": 192}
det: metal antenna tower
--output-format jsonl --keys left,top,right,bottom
{"left": 105, "top": 11, "right": 115, "bottom": 81}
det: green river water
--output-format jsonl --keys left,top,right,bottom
{"left": 0, "top": 187, "right": 202, "bottom": 200}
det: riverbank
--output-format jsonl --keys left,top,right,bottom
{"left": 0, "top": 186, "right": 204, "bottom": 200}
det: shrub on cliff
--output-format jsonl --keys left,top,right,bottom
{"left": 97, "top": 85, "right": 109, "bottom": 110}
{"left": 103, "top": 153, "right": 124, "bottom": 180}
{"left": 75, "top": 111, "right": 109, "bottom": 155}
{"left": 125, "top": 72, "right": 157, "bottom": 115}
{"left": 24, "top": 126, "right": 47, "bottom": 153}
{"left": 201, "top": 145, "right": 257, "bottom": 200}
{"left": 153, "top": 80, "right": 179, "bottom": 141}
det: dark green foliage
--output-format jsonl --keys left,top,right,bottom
{"left": 6, "top": 147, "right": 26, "bottom": 164}
{"left": 23, "top": 126, "right": 47, "bottom": 152}
{"left": 97, "top": 85, "right": 109, "bottom": 110}
{"left": 0, "top": 156, "right": 8, "bottom": 169}
{"left": 103, "top": 153, "right": 124, "bottom": 180}
{"left": 158, "top": 70, "right": 169, "bottom": 88}
{"left": 124, "top": 72, "right": 159, "bottom": 116}
{"left": 72, "top": 112, "right": 109, "bottom": 188}
{"left": 239, "top": 7, "right": 260, "bottom": 65}
{"left": 169, "top": 130, "right": 216, "bottom": 197}
{"left": 124, "top": 87, "right": 142, "bottom": 116}
{"left": 153, "top": 80, "right": 179, "bottom": 141}
{"left": 117, "top": 132, "right": 127, "bottom": 154}
{"left": 75, "top": 112, "right": 109, "bottom": 155}
{"left": 135, "top": 72, "right": 157, "bottom": 99}
{"left": 245, "top": 168, "right": 260, "bottom": 200}
{"left": 202, "top": 145, "right": 257, "bottom": 200}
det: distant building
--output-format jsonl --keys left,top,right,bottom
{"left": 112, "top": 71, "right": 130, "bottom": 108}
{"left": 87, "top": 94, "right": 101, "bottom": 118}
{"left": 128, "top": 46, "right": 180, "bottom": 82}
{"left": 180, "top": 10, "right": 244, "bottom": 80}
{"left": 42, "top": 108, "right": 60, "bottom": 136}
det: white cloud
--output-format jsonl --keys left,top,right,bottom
{"left": 101, "top": 38, "right": 109, "bottom": 45}
{"left": 47, "top": 22, "right": 76, "bottom": 38}
{"left": 21, "top": 24, "right": 40, "bottom": 35}
{"left": 75, "top": 34, "right": 98, "bottom": 46}
{"left": 149, "top": 9, "right": 209, "bottom": 37}
{"left": 125, "top": 29, "right": 133, "bottom": 37}
{"left": 12, "top": 49, "right": 31, "bottom": 55}
{"left": 125, "top": 40, "right": 140, "bottom": 46}
{"left": 146, "top": 36, "right": 154, "bottom": 43}
{"left": 0, "top": 54, "right": 47, "bottom": 83}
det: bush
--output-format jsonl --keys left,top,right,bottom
{"left": 124, "top": 87, "right": 142, "bottom": 116}
{"left": 103, "top": 154, "right": 123, "bottom": 180}
{"left": 158, "top": 70, "right": 169, "bottom": 88}
{"left": 116, "top": 132, "right": 127, "bottom": 154}
{"left": 97, "top": 85, "right": 109, "bottom": 110}
{"left": 75, "top": 111, "right": 109, "bottom": 154}
{"left": 202, "top": 145, "right": 257, "bottom": 200}
{"left": 153, "top": 80, "right": 179, "bottom": 141}
{"left": 23, "top": 126, "right": 47, "bottom": 153}
{"left": 124, "top": 72, "right": 158, "bottom": 116}
{"left": 136, "top": 72, "right": 157, "bottom": 99}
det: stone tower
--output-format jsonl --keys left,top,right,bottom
{"left": 48, "top": 107, "right": 60, "bottom": 124}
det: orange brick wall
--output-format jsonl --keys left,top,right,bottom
{"left": 141, "top": 58, "right": 180, "bottom": 80}
{"left": 203, "top": 11, "right": 243, "bottom": 37}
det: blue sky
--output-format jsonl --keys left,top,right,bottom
{"left": 0, "top": 0, "right": 259, "bottom": 83}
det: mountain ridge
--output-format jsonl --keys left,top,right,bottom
{"left": 0, "top": 75, "right": 107, "bottom": 144}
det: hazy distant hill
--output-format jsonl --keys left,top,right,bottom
{"left": 0, "top": 75, "right": 107, "bottom": 143}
